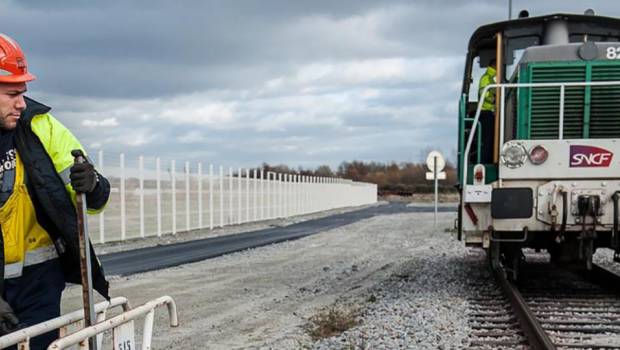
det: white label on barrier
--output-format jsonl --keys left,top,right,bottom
{"left": 464, "top": 185, "right": 492, "bottom": 203}
{"left": 113, "top": 320, "right": 136, "bottom": 350}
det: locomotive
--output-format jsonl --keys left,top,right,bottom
{"left": 457, "top": 10, "right": 620, "bottom": 279}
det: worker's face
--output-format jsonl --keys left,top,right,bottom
{"left": 0, "top": 82, "right": 27, "bottom": 130}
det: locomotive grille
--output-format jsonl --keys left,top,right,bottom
{"left": 527, "top": 63, "right": 620, "bottom": 139}
{"left": 529, "top": 65, "right": 585, "bottom": 139}
{"left": 590, "top": 65, "right": 620, "bottom": 138}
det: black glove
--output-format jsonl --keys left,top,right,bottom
{"left": 0, "top": 298, "right": 20, "bottom": 336}
{"left": 70, "top": 159, "right": 99, "bottom": 193}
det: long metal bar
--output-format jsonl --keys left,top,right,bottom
{"left": 171, "top": 160, "right": 176, "bottom": 234}
{"left": 186, "top": 161, "right": 190, "bottom": 231}
{"left": 198, "top": 163, "right": 203, "bottom": 228}
{"left": 499, "top": 85, "right": 506, "bottom": 188}
{"left": 48, "top": 296, "right": 178, "bottom": 350}
{"left": 499, "top": 86, "right": 506, "bottom": 149}
{"left": 492, "top": 266, "right": 556, "bottom": 350}
{"left": 0, "top": 297, "right": 129, "bottom": 348}
{"left": 72, "top": 151, "right": 97, "bottom": 350}
{"left": 434, "top": 156, "right": 438, "bottom": 228}
{"left": 493, "top": 31, "right": 503, "bottom": 163}
{"left": 156, "top": 157, "right": 161, "bottom": 237}
{"left": 120, "top": 153, "right": 126, "bottom": 240}
{"left": 559, "top": 85, "right": 565, "bottom": 140}
{"left": 139, "top": 156, "right": 144, "bottom": 238}
{"left": 229, "top": 167, "right": 233, "bottom": 225}
{"left": 209, "top": 164, "right": 214, "bottom": 229}
{"left": 462, "top": 80, "right": 620, "bottom": 187}
{"left": 219, "top": 166, "right": 224, "bottom": 227}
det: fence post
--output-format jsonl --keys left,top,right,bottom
{"left": 198, "top": 163, "right": 203, "bottom": 229}
{"left": 120, "top": 153, "right": 126, "bottom": 241}
{"left": 286, "top": 174, "right": 291, "bottom": 217}
{"left": 139, "top": 155, "right": 145, "bottom": 238}
{"left": 229, "top": 167, "right": 233, "bottom": 225}
{"left": 98, "top": 150, "right": 105, "bottom": 244}
{"left": 252, "top": 169, "right": 257, "bottom": 222}
{"left": 156, "top": 157, "right": 161, "bottom": 237}
{"left": 260, "top": 170, "right": 265, "bottom": 220}
{"left": 276, "top": 173, "right": 281, "bottom": 218}
{"left": 245, "top": 169, "right": 250, "bottom": 222}
{"left": 295, "top": 174, "right": 299, "bottom": 216}
{"left": 171, "top": 160, "right": 176, "bottom": 235}
{"left": 185, "top": 161, "right": 190, "bottom": 232}
{"left": 291, "top": 174, "right": 297, "bottom": 216}
{"left": 209, "top": 164, "right": 214, "bottom": 230}
{"left": 266, "top": 172, "right": 271, "bottom": 219}
{"left": 219, "top": 165, "right": 224, "bottom": 227}
{"left": 237, "top": 167, "right": 242, "bottom": 224}
{"left": 301, "top": 175, "right": 305, "bottom": 215}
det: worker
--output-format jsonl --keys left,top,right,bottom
{"left": 0, "top": 33, "right": 110, "bottom": 349}
{"left": 478, "top": 58, "right": 497, "bottom": 164}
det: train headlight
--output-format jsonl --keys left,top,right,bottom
{"left": 528, "top": 145, "right": 548, "bottom": 165}
{"left": 501, "top": 141, "right": 527, "bottom": 169}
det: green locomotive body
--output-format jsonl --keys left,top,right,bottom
{"left": 457, "top": 12, "right": 620, "bottom": 278}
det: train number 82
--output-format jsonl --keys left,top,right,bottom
{"left": 606, "top": 47, "right": 620, "bottom": 59}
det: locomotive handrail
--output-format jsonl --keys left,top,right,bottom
{"left": 463, "top": 80, "right": 620, "bottom": 187}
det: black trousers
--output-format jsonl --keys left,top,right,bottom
{"left": 4, "top": 258, "right": 65, "bottom": 350}
{"left": 479, "top": 111, "right": 496, "bottom": 164}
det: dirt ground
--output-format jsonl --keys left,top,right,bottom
{"left": 61, "top": 210, "right": 458, "bottom": 349}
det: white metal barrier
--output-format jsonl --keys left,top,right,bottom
{"left": 48, "top": 296, "right": 178, "bottom": 350}
{"left": 463, "top": 81, "right": 620, "bottom": 187}
{"left": 0, "top": 297, "right": 130, "bottom": 350}
{"left": 87, "top": 153, "right": 378, "bottom": 244}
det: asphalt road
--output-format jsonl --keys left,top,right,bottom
{"left": 100, "top": 202, "right": 456, "bottom": 276}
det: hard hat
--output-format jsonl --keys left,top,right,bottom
{"left": 0, "top": 33, "right": 36, "bottom": 83}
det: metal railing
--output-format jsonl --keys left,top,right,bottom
{"left": 48, "top": 296, "right": 178, "bottom": 350}
{"left": 0, "top": 297, "right": 130, "bottom": 349}
{"left": 463, "top": 81, "right": 620, "bottom": 187}
{"left": 86, "top": 152, "right": 378, "bottom": 243}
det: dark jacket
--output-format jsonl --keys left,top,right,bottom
{"left": 9, "top": 97, "right": 110, "bottom": 299}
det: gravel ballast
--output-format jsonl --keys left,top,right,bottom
{"left": 60, "top": 205, "right": 620, "bottom": 349}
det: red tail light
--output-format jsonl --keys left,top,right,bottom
{"left": 474, "top": 168, "right": 484, "bottom": 182}
{"left": 529, "top": 145, "right": 549, "bottom": 165}
{"left": 473, "top": 164, "right": 485, "bottom": 184}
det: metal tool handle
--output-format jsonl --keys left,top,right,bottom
{"left": 72, "top": 149, "right": 97, "bottom": 350}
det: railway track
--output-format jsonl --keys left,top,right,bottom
{"left": 468, "top": 254, "right": 620, "bottom": 349}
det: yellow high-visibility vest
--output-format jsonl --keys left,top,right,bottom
{"left": 478, "top": 66, "right": 497, "bottom": 112}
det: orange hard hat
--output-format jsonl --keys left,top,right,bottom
{"left": 0, "top": 33, "right": 36, "bottom": 83}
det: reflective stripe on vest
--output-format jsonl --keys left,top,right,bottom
{"left": 4, "top": 245, "right": 58, "bottom": 279}
{"left": 58, "top": 166, "right": 71, "bottom": 185}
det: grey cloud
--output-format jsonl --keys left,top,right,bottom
{"left": 5, "top": 1, "right": 620, "bottom": 169}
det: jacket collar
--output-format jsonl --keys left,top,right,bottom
{"left": 20, "top": 97, "right": 52, "bottom": 126}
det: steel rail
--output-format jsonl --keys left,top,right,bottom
{"left": 491, "top": 265, "right": 556, "bottom": 350}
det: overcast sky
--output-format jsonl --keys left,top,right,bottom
{"left": 3, "top": 0, "right": 620, "bottom": 170}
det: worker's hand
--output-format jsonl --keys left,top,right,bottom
{"left": 70, "top": 159, "right": 99, "bottom": 193}
{"left": 0, "top": 298, "right": 20, "bottom": 336}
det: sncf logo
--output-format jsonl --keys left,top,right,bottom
{"left": 569, "top": 145, "right": 614, "bottom": 167}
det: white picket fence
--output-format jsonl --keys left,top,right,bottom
{"left": 86, "top": 151, "right": 378, "bottom": 243}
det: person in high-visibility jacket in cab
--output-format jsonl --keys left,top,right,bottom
{"left": 0, "top": 33, "right": 110, "bottom": 349}
{"left": 478, "top": 58, "right": 497, "bottom": 164}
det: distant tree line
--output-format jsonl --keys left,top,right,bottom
{"left": 259, "top": 161, "right": 457, "bottom": 194}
